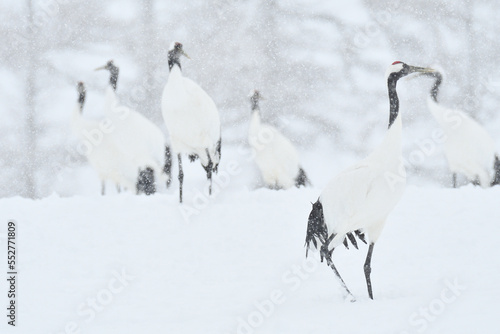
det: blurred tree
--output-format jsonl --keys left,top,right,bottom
{"left": 1, "top": 0, "right": 500, "bottom": 197}
{"left": 23, "top": 0, "right": 37, "bottom": 198}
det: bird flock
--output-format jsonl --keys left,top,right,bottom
{"left": 72, "top": 43, "right": 500, "bottom": 301}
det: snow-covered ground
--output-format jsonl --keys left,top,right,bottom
{"left": 1, "top": 153, "right": 499, "bottom": 333}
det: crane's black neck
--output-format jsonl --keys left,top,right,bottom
{"left": 387, "top": 73, "right": 401, "bottom": 129}
{"left": 429, "top": 72, "right": 442, "bottom": 103}
{"left": 250, "top": 97, "right": 260, "bottom": 112}
{"left": 168, "top": 50, "right": 181, "bottom": 71}
{"left": 109, "top": 65, "right": 119, "bottom": 91}
{"left": 78, "top": 90, "right": 86, "bottom": 112}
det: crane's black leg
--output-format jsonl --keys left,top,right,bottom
{"left": 321, "top": 244, "right": 355, "bottom": 302}
{"left": 452, "top": 173, "right": 457, "bottom": 188}
{"left": 116, "top": 184, "right": 121, "bottom": 193}
{"left": 101, "top": 181, "right": 105, "bottom": 195}
{"left": 205, "top": 148, "right": 213, "bottom": 195}
{"left": 178, "top": 154, "right": 184, "bottom": 203}
{"left": 364, "top": 243, "right": 375, "bottom": 300}
{"left": 164, "top": 146, "right": 172, "bottom": 189}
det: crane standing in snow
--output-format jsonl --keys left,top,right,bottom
{"left": 305, "top": 62, "right": 434, "bottom": 301}
{"left": 72, "top": 82, "right": 126, "bottom": 194}
{"left": 161, "top": 42, "right": 221, "bottom": 203}
{"left": 422, "top": 70, "right": 500, "bottom": 187}
{"left": 248, "top": 90, "right": 310, "bottom": 189}
{"left": 95, "top": 60, "right": 172, "bottom": 195}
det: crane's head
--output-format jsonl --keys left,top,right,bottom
{"left": 77, "top": 81, "right": 85, "bottom": 95}
{"left": 168, "top": 42, "right": 190, "bottom": 59}
{"left": 95, "top": 60, "right": 118, "bottom": 72}
{"left": 95, "top": 60, "right": 119, "bottom": 90}
{"left": 249, "top": 89, "right": 264, "bottom": 111}
{"left": 386, "top": 61, "right": 434, "bottom": 81}
{"left": 168, "top": 42, "right": 190, "bottom": 71}
{"left": 249, "top": 89, "right": 263, "bottom": 100}
{"left": 415, "top": 67, "right": 444, "bottom": 102}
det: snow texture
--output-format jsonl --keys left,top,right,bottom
{"left": 0, "top": 155, "right": 499, "bottom": 333}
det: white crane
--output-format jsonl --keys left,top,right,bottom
{"left": 71, "top": 82, "right": 127, "bottom": 194}
{"left": 95, "top": 60, "right": 172, "bottom": 195}
{"left": 422, "top": 70, "right": 500, "bottom": 187}
{"left": 248, "top": 90, "right": 310, "bottom": 189}
{"left": 305, "top": 62, "right": 433, "bottom": 301}
{"left": 161, "top": 42, "right": 221, "bottom": 203}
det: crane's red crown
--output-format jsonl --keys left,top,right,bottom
{"left": 392, "top": 61, "right": 403, "bottom": 65}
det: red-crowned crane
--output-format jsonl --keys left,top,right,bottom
{"left": 248, "top": 90, "right": 310, "bottom": 189}
{"left": 422, "top": 70, "right": 500, "bottom": 187}
{"left": 305, "top": 62, "right": 434, "bottom": 301}
{"left": 95, "top": 60, "right": 172, "bottom": 195}
{"left": 161, "top": 42, "right": 221, "bottom": 203}
{"left": 72, "top": 82, "right": 127, "bottom": 194}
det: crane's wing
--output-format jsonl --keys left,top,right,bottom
{"left": 320, "top": 160, "right": 404, "bottom": 243}
{"left": 182, "top": 77, "right": 220, "bottom": 133}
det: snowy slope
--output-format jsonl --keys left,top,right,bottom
{"left": 0, "top": 183, "right": 499, "bottom": 334}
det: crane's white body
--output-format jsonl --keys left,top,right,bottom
{"left": 161, "top": 65, "right": 221, "bottom": 166}
{"left": 427, "top": 97, "right": 497, "bottom": 187}
{"left": 305, "top": 62, "right": 433, "bottom": 300}
{"left": 248, "top": 110, "right": 301, "bottom": 189}
{"left": 71, "top": 99, "right": 130, "bottom": 190}
{"left": 322, "top": 114, "right": 406, "bottom": 249}
{"left": 103, "top": 87, "right": 169, "bottom": 189}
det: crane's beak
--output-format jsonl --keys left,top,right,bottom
{"left": 182, "top": 50, "right": 191, "bottom": 59}
{"left": 405, "top": 68, "right": 437, "bottom": 81}
{"left": 408, "top": 66, "right": 434, "bottom": 74}
{"left": 94, "top": 65, "right": 106, "bottom": 71}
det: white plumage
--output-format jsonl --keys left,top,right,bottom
{"left": 424, "top": 71, "right": 499, "bottom": 187}
{"left": 96, "top": 60, "right": 172, "bottom": 194}
{"left": 161, "top": 42, "right": 221, "bottom": 203}
{"left": 248, "top": 90, "right": 309, "bottom": 189}
{"left": 71, "top": 82, "right": 128, "bottom": 194}
{"left": 305, "top": 62, "right": 433, "bottom": 301}
{"left": 320, "top": 113, "right": 405, "bottom": 248}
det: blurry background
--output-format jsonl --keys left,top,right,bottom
{"left": 1, "top": 0, "right": 500, "bottom": 198}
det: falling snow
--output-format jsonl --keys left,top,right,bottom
{"left": 0, "top": 1, "right": 500, "bottom": 333}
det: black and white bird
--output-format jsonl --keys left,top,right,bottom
{"left": 72, "top": 82, "right": 126, "bottom": 194}
{"left": 248, "top": 90, "right": 310, "bottom": 189}
{"left": 95, "top": 60, "right": 172, "bottom": 195}
{"left": 422, "top": 70, "right": 500, "bottom": 187}
{"left": 305, "top": 62, "right": 434, "bottom": 301}
{"left": 161, "top": 42, "right": 221, "bottom": 203}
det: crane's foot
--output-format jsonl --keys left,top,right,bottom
{"left": 344, "top": 294, "right": 356, "bottom": 303}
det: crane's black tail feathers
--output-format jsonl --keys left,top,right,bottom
{"left": 295, "top": 167, "right": 311, "bottom": 188}
{"left": 491, "top": 155, "right": 500, "bottom": 186}
{"left": 202, "top": 139, "right": 222, "bottom": 177}
{"left": 164, "top": 146, "right": 172, "bottom": 188}
{"left": 306, "top": 199, "right": 369, "bottom": 258}
{"left": 343, "top": 230, "right": 367, "bottom": 250}
{"left": 136, "top": 167, "right": 156, "bottom": 195}
{"left": 354, "top": 229, "right": 367, "bottom": 244}
{"left": 305, "top": 200, "right": 328, "bottom": 257}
